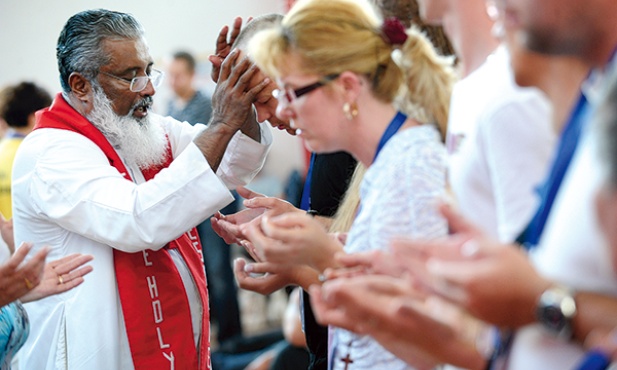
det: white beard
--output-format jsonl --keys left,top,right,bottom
{"left": 87, "top": 87, "right": 168, "bottom": 170}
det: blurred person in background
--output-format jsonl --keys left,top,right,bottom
{"left": 0, "top": 82, "right": 51, "bottom": 261}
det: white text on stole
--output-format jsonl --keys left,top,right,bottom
{"left": 143, "top": 249, "right": 175, "bottom": 368}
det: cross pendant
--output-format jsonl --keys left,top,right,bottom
{"left": 340, "top": 353, "right": 354, "bottom": 370}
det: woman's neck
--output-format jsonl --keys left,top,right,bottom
{"left": 347, "top": 100, "right": 417, "bottom": 167}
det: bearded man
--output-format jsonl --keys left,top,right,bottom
{"left": 11, "top": 9, "right": 272, "bottom": 370}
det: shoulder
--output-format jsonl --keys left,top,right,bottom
{"left": 370, "top": 125, "right": 446, "bottom": 181}
{"left": 386, "top": 125, "right": 445, "bottom": 158}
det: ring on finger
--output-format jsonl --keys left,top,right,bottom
{"left": 58, "top": 275, "right": 64, "bottom": 285}
{"left": 24, "top": 278, "right": 34, "bottom": 290}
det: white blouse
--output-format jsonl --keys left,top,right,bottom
{"left": 332, "top": 124, "right": 448, "bottom": 370}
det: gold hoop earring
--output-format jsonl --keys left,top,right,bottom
{"left": 343, "top": 102, "right": 359, "bottom": 121}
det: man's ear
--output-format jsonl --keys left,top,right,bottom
{"left": 68, "top": 72, "right": 93, "bottom": 101}
{"left": 68, "top": 72, "right": 94, "bottom": 113}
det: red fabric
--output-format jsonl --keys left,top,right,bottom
{"left": 35, "top": 93, "right": 210, "bottom": 369}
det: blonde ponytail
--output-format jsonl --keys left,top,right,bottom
{"left": 394, "top": 27, "right": 457, "bottom": 141}
{"left": 329, "top": 163, "right": 367, "bottom": 234}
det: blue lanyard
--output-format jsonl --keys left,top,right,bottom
{"left": 354, "top": 111, "right": 407, "bottom": 223}
{"left": 516, "top": 92, "right": 588, "bottom": 249}
{"left": 300, "top": 152, "right": 316, "bottom": 211}
{"left": 575, "top": 350, "right": 612, "bottom": 370}
{"left": 373, "top": 111, "right": 407, "bottom": 163}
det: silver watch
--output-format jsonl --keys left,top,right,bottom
{"left": 536, "top": 285, "right": 577, "bottom": 340}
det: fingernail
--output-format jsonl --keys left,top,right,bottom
{"left": 426, "top": 259, "right": 442, "bottom": 274}
{"left": 244, "top": 263, "right": 254, "bottom": 272}
{"left": 461, "top": 240, "right": 480, "bottom": 257}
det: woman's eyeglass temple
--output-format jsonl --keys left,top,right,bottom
{"left": 272, "top": 73, "right": 340, "bottom": 103}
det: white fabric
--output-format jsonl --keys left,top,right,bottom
{"left": 447, "top": 46, "right": 555, "bottom": 242}
{"left": 508, "top": 55, "right": 617, "bottom": 370}
{"left": 0, "top": 237, "right": 10, "bottom": 264}
{"left": 332, "top": 125, "right": 448, "bottom": 370}
{"left": 11, "top": 113, "right": 272, "bottom": 370}
{"left": 508, "top": 127, "right": 617, "bottom": 370}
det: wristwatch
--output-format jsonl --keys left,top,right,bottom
{"left": 535, "top": 285, "right": 577, "bottom": 340}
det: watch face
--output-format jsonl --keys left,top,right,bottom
{"left": 542, "top": 306, "right": 566, "bottom": 331}
{"left": 536, "top": 286, "right": 577, "bottom": 339}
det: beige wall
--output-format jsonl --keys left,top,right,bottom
{"left": 0, "top": 0, "right": 285, "bottom": 92}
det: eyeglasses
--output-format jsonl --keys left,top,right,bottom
{"left": 99, "top": 68, "right": 164, "bottom": 92}
{"left": 272, "top": 74, "right": 339, "bottom": 103}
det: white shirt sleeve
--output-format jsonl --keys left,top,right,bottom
{"left": 162, "top": 115, "right": 273, "bottom": 189}
{"left": 216, "top": 121, "right": 273, "bottom": 188}
{"left": 19, "top": 117, "right": 271, "bottom": 252}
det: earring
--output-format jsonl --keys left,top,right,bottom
{"left": 343, "top": 102, "right": 359, "bottom": 121}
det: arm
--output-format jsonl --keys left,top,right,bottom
{"left": 398, "top": 220, "right": 617, "bottom": 345}
{"left": 28, "top": 132, "right": 234, "bottom": 252}
{"left": 572, "top": 292, "right": 617, "bottom": 345}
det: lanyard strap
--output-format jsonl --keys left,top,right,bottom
{"left": 300, "top": 152, "right": 317, "bottom": 211}
{"left": 373, "top": 111, "right": 407, "bottom": 163}
{"left": 353, "top": 111, "right": 408, "bottom": 217}
{"left": 517, "top": 93, "right": 588, "bottom": 249}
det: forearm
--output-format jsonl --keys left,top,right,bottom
{"left": 291, "top": 265, "right": 321, "bottom": 291}
{"left": 311, "top": 240, "right": 345, "bottom": 273}
{"left": 239, "top": 108, "right": 261, "bottom": 142}
{"left": 193, "top": 121, "right": 237, "bottom": 172}
{"left": 314, "top": 215, "right": 333, "bottom": 230}
{"left": 572, "top": 291, "right": 617, "bottom": 344}
{"left": 368, "top": 311, "right": 488, "bottom": 370}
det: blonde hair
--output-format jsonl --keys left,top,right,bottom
{"left": 249, "top": 0, "right": 456, "bottom": 139}
{"left": 329, "top": 163, "right": 367, "bottom": 233}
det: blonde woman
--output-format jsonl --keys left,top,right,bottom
{"left": 239, "top": 0, "right": 456, "bottom": 368}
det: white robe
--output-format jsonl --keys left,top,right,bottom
{"left": 12, "top": 114, "right": 272, "bottom": 370}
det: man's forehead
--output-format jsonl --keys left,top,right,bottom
{"left": 101, "top": 37, "right": 153, "bottom": 68}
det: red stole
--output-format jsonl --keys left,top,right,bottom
{"left": 35, "top": 93, "right": 210, "bottom": 369}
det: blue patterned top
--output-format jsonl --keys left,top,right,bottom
{"left": 0, "top": 301, "right": 29, "bottom": 369}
